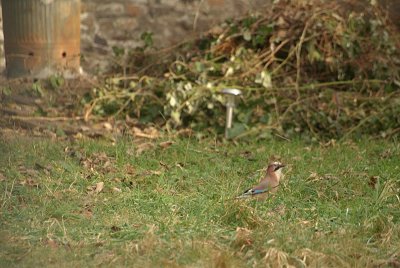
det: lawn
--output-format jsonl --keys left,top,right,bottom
{"left": 0, "top": 135, "right": 399, "bottom": 267}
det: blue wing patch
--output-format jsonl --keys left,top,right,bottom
{"left": 252, "top": 189, "right": 267, "bottom": 195}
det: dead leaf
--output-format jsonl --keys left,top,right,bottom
{"left": 159, "top": 141, "right": 174, "bottom": 149}
{"left": 320, "top": 139, "right": 337, "bottom": 147}
{"left": 234, "top": 227, "right": 253, "bottom": 248}
{"left": 44, "top": 238, "right": 58, "bottom": 249}
{"left": 380, "top": 149, "right": 394, "bottom": 159}
{"left": 135, "top": 142, "right": 155, "bottom": 155}
{"left": 0, "top": 173, "right": 5, "bottom": 182}
{"left": 176, "top": 128, "right": 193, "bottom": 137}
{"left": 124, "top": 164, "right": 136, "bottom": 175}
{"left": 159, "top": 161, "right": 170, "bottom": 170}
{"left": 112, "top": 177, "right": 121, "bottom": 183}
{"left": 87, "top": 181, "right": 104, "bottom": 194}
{"left": 369, "top": 176, "right": 379, "bottom": 189}
{"left": 132, "top": 126, "right": 160, "bottom": 139}
{"left": 239, "top": 150, "right": 256, "bottom": 160}
{"left": 81, "top": 208, "right": 93, "bottom": 219}
{"left": 112, "top": 187, "right": 122, "bottom": 193}
{"left": 111, "top": 226, "right": 121, "bottom": 232}
{"left": 175, "top": 162, "right": 184, "bottom": 170}
{"left": 20, "top": 178, "right": 40, "bottom": 188}
{"left": 103, "top": 122, "right": 113, "bottom": 130}
{"left": 81, "top": 152, "right": 115, "bottom": 173}
{"left": 307, "top": 172, "right": 321, "bottom": 182}
{"left": 143, "top": 170, "right": 162, "bottom": 176}
{"left": 95, "top": 182, "right": 104, "bottom": 193}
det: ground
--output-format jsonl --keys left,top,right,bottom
{"left": 0, "top": 133, "right": 399, "bottom": 267}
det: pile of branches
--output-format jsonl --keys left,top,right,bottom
{"left": 86, "top": 0, "right": 400, "bottom": 139}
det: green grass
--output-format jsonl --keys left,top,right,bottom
{"left": 0, "top": 135, "right": 399, "bottom": 267}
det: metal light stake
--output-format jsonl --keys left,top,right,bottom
{"left": 221, "top": 88, "right": 242, "bottom": 139}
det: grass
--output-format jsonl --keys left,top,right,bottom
{"left": 0, "top": 135, "right": 399, "bottom": 267}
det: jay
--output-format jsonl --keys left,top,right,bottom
{"left": 236, "top": 161, "right": 285, "bottom": 200}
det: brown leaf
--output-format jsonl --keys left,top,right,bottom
{"left": 175, "top": 162, "right": 184, "bottom": 170}
{"left": 159, "top": 141, "right": 174, "bottom": 149}
{"left": 111, "top": 225, "right": 121, "bottom": 232}
{"left": 124, "top": 164, "right": 136, "bottom": 175}
{"left": 142, "top": 170, "right": 162, "bottom": 176}
{"left": 176, "top": 128, "right": 193, "bottom": 137}
{"left": 112, "top": 187, "right": 122, "bottom": 193}
{"left": 0, "top": 172, "right": 5, "bottom": 182}
{"left": 20, "top": 178, "right": 40, "bottom": 188}
{"left": 103, "top": 122, "right": 113, "bottom": 130}
{"left": 132, "top": 126, "right": 160, "bottom": 139}
{"left": 95, "top": 182, "right": 104, "bottom": 193}
{"left": 239, "top": 150, "right": 255, "bottom": 160}
{"left": 81, "top": 208, "right": 93, "bottom": 219}
{"left": 234, "top": 227, "right": 253, "bottom": 248}
{"left": 87, "top": 181, "right": 104, "bottom": 194}
{"left": 135, "top": 142, "right": 155, "bottom": 155}
{"left": 112, "top": 177, "right": 122, "bottom": 183}
{"left": 44, "top": 238, "right": 58, "bottom": 249}
{"left": 369, "top": 176, "right": 379, "bottom": 189}
{"left": 159, "top": 161, "right": 170, "bottom": 170}
{"left": 307, "top": 172, "right": 321, "bottom": 182}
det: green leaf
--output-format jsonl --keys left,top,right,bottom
{"left": 112, "top": 46, "right": 125, "bottom": 57}
{"left": 49, "top": 75, "right": 64, "bottom": 90}
{"left": 227, "top": 123, "right": 247, "bottom": 138}
{"left": 140, "top": 31, "right": 154, "bottom": 48}
{"left": 32, "top": 82, "right": 44, "bottom": 97}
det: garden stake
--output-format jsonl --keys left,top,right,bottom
{"left": 221, "top": 88, "right": 242, "bottom": 139}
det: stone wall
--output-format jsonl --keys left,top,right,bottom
{"left": 80, "top": 0, "right": 268, "bottom": 72}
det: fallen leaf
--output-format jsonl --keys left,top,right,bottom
{"left": 112, "top": 177, "right": 121, "bottom": 183}
{"left": 111, "top": 226, "right": 121, "bottom": 232}
{"left": 95, "top": 182, "right": 104, "bottom": 193}
{"left": 132, "top": 127, "right": 159, "bottom": 139}
{"left": 112, "top": 187, "right": 122, "bottom": 193}
{"left": 159, "top": 161, "right": 170, "bottom": 170}
{"left": 142, "top": 170, "right": 162, "bottom": 176}
{"left": 307, "top": 172, "right": 321, "bottom": 182}
{"left": 0, "top": 173, "right": 5, "bottom": 182}
{"left": 369, "top": 176, "right": 379, "bottom": 188}
{"left": 176, "top": 128, "right": 193, "bottom": 137}
{"left": 175, "top": 163, "right": 184, "bottom": 170}
{"left": 380, "top": 149, "right": 394, "bottom": 159}
{"left": 135, "top": 142, "right": 155, "bottom": 155}
{"left": 87, "top": 181, "right": 104, "bottom": 194}
{"left": 44, "top": 238, "right": 58, "bottom": 249}
{"left": 20, "top": 178, "right": 40, "bottom": 188}
{"left": 124, "top": 164, "right": 136, "bottom": 175}
{"left": 159, "top": 141, "right": 174, "bottom": 149}
{"left": 81, "top": 208, "right": 93, "bottom": 219}
{"left": 103, "top": 122, "right": 113, "bottom": 130}
{"left": 234, "top": 227, "right": 253, "bottom": 247}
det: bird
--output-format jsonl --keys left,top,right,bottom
{"left": 236, "top": 161, "right": 285, "bottom": 200}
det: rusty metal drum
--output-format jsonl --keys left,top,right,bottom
{"left": 2, "top": 0, "right": 81, "bottom": 78}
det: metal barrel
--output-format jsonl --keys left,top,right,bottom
{"left": 2, "top": 0, "right": 81, "bottom": 78}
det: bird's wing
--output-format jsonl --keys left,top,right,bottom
{"left": 236, "top": 187, "right": 268, "bottom": 199}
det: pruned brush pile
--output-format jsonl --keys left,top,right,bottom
{"left": 86, "top": 0, "right": 400, "bottom": 139}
